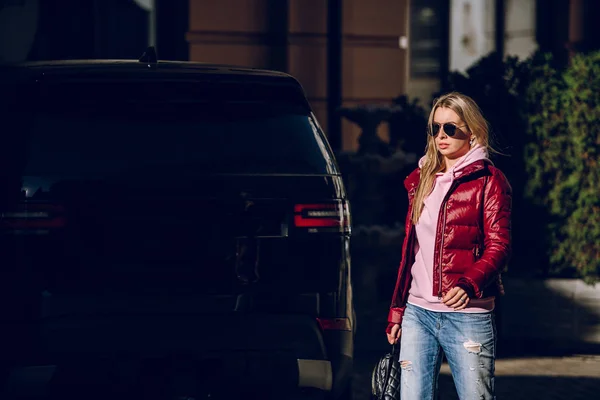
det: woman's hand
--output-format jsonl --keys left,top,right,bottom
{"left": 387, "top": 324, "right": 401, "bottom": 344}
{"left": 442, "top": 286, "right": 470, "bottom": 310}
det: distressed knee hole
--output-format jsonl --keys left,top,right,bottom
{"left": 463, "top": 340, "right": 482, "bottom": 354}
{"left": 400, "top": 360, "right": 413, "bottom": 371}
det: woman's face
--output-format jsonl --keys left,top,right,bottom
{"left": 432, "top": 107, "right": 472, "bottom": 160}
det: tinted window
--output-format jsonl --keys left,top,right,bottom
{"left": 24, "top": 107, "right": 335, "bottom": 176}
{"left": 1, "top": 79, "right": 338, "bottom": 177}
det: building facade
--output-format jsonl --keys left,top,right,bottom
{"left": 2, "top": 0, "right": 598, "bottom": 151}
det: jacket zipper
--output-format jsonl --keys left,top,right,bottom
{"left": 438, "top": 203, "right": 448, "bottom": 299}
{"left": 437, "top": 180, "right": 459, "bottom": 299}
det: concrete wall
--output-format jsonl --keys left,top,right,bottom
{"left": 448, "top": 0, "right": 538, "bottom": 71}
{"left": 505, "top": 0, "right": 537, "bottom": 59}
{"left": 500, "top": 278, "right": 600, "bottom": 345}
{"left": 449, "top": 0, "right": 496, "bottom": 74}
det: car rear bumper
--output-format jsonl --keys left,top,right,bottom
{"left": 3, "top": 356, "right": 333, "bottom": 398}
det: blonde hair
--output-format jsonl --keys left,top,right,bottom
{"left": 411, "top": 92, "right": 491, "bottom": 224}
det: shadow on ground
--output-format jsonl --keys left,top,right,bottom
{"left": 437, "top": 375, "right": 600, "bottom": 400}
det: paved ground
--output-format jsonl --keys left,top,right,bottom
{"left": 352, "top": 352, "right": 600, "bottom": 399}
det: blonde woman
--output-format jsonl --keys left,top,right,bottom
{"left": 385, "top": 92, "right": 511, "bottom": 399}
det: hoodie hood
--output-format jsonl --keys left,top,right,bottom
{"left": 418, "top": 144, "right": 490, "bottom": 175}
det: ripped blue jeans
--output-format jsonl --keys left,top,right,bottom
{"left": 399, "top": 303, "right": 496, "bottom": 400}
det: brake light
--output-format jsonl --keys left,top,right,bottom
{"left": 0, "top": 202, "right": 66, "bottom": 234}
{"left": 316, "top": 318, "right": 352, "bottom": 332}
{"left": 293, "top": 201, "right": 350, "bottom": 233}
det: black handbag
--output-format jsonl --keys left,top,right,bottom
{"left": 371, "top": 343, "right": 401, "bottom": 400}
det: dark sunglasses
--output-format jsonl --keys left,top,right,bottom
{"left": 428, "top": 123, "right": 469, "bottom": 138}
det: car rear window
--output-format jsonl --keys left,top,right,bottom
{"left": 1, "top": 79, "right": 338, "bottom": 177}
{"left": 25, "top": 108, "right": 335, "bottom": 176}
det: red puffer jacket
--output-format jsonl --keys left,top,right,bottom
{"left": 387, "top": 160, "right": 512, "bottom": 331}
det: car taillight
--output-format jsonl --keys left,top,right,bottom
{"left": 293, "top": 201, "right": 350, "bottom": 233}
{"left": 316, "top": 318, "right": 352, "bottom": 332}
{"left": 0, "top": 202, "right": 66, "bottom": 234}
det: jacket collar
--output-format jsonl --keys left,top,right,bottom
{"left": 404, "top": 159, "right": 491, "bottom": 190}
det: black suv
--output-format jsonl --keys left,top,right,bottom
{"left": 0, "top": 51, "right": 354, "bottom": 399}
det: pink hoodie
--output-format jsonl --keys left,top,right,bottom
{"left": 407, "top": 145, "right": 495, "bottom": 313}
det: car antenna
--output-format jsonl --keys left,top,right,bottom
{"left": 139, "top": 46, "right": 158, "bottom": 65}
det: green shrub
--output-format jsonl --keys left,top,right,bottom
{"left": 525, "top": 52, "right": 600, "bottom": 283}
